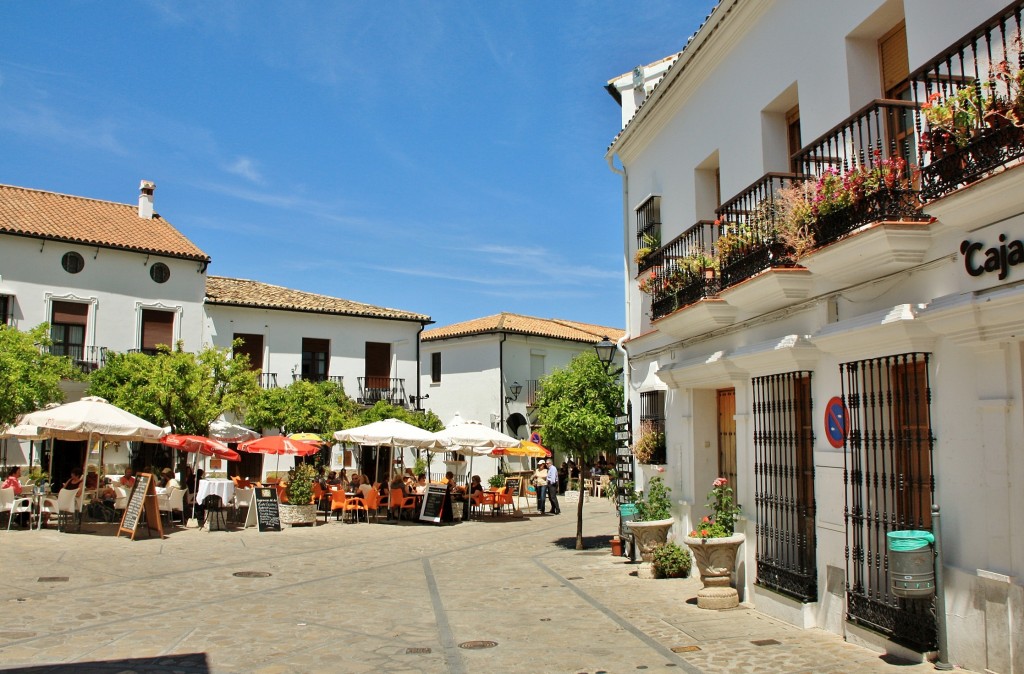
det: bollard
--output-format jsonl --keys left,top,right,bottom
{"left": 932, "top": 505, "right": 952, "bottom": 671}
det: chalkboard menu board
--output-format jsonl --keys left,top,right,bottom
{"left": 504, "top": 477, "right": 523, "bottom": 496}
{"left": 117, "top": 472, "right": 163, "bottom": 540}
{"left": 253, "top": 487, "right": 281, "bottom": 532}
{"left": 418, "top": 484, "right": 447, "bottom": 523}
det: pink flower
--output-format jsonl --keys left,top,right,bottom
{"left": 713, "top": 477, "right": 727, "bottom": 488}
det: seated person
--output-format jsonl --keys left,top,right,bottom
{"left": 119, "top": 468, "right": 136, "bottom": 488}
{"left": 357, "top": 474, "right": 373, "bottom": 498}
{"left": 85, "top": 467, "right": 99, "bottom": 490}
{"left": 63, "top": 468, "right": 84, "bottom": 494}
{"left": 469, "top": 475, "right": 484, "bottom": 495}
{"left": 348, "top": 474, "right": 360, "bottom": 493}
{"left": 390, "top": 473, "right": 405, "bottom": 491}
{"left": 161, "top": 467, "right": 181, "bottom": 490}
{"left": 327, "top": 471, "right": 342, "bottom": 486}
{"left": 415, "top": 474, "right": 427, "bottom": 494}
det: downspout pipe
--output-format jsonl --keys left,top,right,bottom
{"left": 415, "top": 322, "right": 426, "bottom": 410}
{"left": 498, "top": 332, "right": 507, "bottom": 432}
{"left": 607, "top": 152, "right": 631, "bottom": 412}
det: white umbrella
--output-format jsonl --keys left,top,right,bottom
{"left": 207, "top": 416, "right": 259, "bottom": 443}
{"left": 432, "top": 414, "right": 521, "bottom": 451}
{"left": 333, "top": 418, "right": 442, "bottom": 448}
{"left": 19, "top": 396, "right": 164, "bottom": 442}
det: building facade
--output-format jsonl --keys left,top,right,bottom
{"left": 607, "top": 1, "right": 1023, "bottom": 671}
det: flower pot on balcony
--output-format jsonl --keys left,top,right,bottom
{"left": 684, "top": 532, "right": 745, "bottom": 609}
{"left": 627, "top": 517, "right": 674, "bottom": 562}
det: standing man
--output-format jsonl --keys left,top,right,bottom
{"left": 532, "top": 461, "right": 548, "bottom": 514}
{"left": 546, "top": 459, "right": 561, "bottom": 515}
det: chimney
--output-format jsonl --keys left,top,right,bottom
{"left": 138, "top": 180, "right": 156, "bottom": 219}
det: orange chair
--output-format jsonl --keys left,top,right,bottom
{"left": 362, "top": 490, "right": 381, "bottom": 523}
{"left": 328, "top": 490, "right": 347, "bottom": 522}
{"left": 495, "top": 487, "right": 514, "bottom": 515}
{"left": 390, "top": 488, "right": 417, "bottom": 520}
{"left": 276, "top": 483, "right": 288, "bottom": 504}
{"left": 343, "top": 495, "right": 367, "bottom": 523}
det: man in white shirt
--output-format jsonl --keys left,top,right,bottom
{"left": 546, "top": 460, "right": 560, "bottom": 515}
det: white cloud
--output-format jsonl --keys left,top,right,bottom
{"left": 225, "top": 156, "right": 264, "bottom": 185}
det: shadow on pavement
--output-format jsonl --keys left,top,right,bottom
{"left": 1, "top": 652, "right": 210, "bottom": 673}
{"left": 553, "top": 533, "right": 614, "bottom": 550}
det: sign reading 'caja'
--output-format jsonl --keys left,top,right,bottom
{"left": 961, "top": 234, "right": 1024, "bottom": 280}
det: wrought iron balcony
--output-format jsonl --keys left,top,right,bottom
{"left": 634, "top": 195, "right": 662, "bottom": 273}
{"left": 910, "top": 1, "right": 1024, "bottom": 200}
{"left": 45, "top": 344, "right": 107, "bottom": 373}
{"left": 525, "top": 379, "right": 541, "bottom": 407}
{"left": 715, "top": 173, "right": 812, "bottom": 290}
{"left": 357, "top": 377, "right": 407, "bottom": 407}
{"left": 291, "top": 374, "right": 344, "bottom": 385}
{"left": 644, "top": 221, "right": 722, "bottom": 320}
{"left": 126, "top": 347, "right": 162, "bottom": 356}
{"left": 258, "top": 372, "right": 278, "bottom": 389}
{"left": 792, "top": 98, "right": 928, "bottom": 248}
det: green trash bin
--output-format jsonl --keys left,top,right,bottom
{"left": 887, "top": 530, "right": 936, "bottom": 598}
{"left": 619, "top": 504, "right": 637, "bottom": 559}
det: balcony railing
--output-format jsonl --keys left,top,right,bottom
{"left": 635, "top": 195, "right": 662, "bottom": 273}
{"left": 525, "top": 379, "right": 541, "bottom": 407}
{"left": 259, "top": 372, "right": 278, "bottom": 389}
{"left": 715, "top": 173, "right": 812, "bottom": 289}
{"left": 793, "top": 99, "right": 928, "bottom": 247}
{"left": 45, "top": 344, "right": 107, "bottom": 373}
{"left": 644, "top": 220, "right": 723, "bottom": 320}
{"left": 292, "top": 373, "right": 344, "bottom": 385}
{"left": 910, "top": 1, "right": 1024, "bottom": 200}
{"left": 357, "top": 377, "right": 407, "bottom": 407}
{"left": 126, "top": 347, "right": 161, "bottom": 356}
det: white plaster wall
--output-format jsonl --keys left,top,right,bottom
{"left": 0, "top": 234, "right": 207, "bottom": 352}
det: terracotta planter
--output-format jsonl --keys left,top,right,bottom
{"left": 610, "top": 537, "right": 623, "bottom": 556}
{"left": 684, "top": 532, "right": 745, "bottom": 609}
{"left": 627, "top": 517, "right": 674, "bottom": 562}
{"left": 279, "top": 503, "right": 317, "bottom": 526}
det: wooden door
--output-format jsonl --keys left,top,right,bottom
{"left": 717, "top": 388, "right": 737, "bottom": 489}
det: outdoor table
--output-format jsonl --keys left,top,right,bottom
{"left": 197, "top": 479, "right": 235, "bottom": 508}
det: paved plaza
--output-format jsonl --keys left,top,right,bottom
{"left": 0, "top": 499, "right": 966, "bottom": 674}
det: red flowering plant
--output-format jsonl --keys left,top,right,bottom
{"left": 638, "top": 269, "right": 662, "bottom": 295}
{"left": 689, "top": 477, "right": 742, "bottom": 539}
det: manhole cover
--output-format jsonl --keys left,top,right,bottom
{"left": 233, "top": 571, "right": 272, "bottom": 578}
{"left": 406, "top": 647, "right": 431, "bottom": 654}
{"left": 671, "top": 646, "right": 702, "bottom": 653}
{"left": 751, "top": 639, "right": 781, "bottom": 646}
{"left": 458, "top": 641, "right": 498, "bottom": 649}
{"left": 37, "top": 577, "right": 69, "bottom": 583}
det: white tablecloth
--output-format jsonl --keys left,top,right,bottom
{"left": 197, "top": 479, "right": 235, "bottom": 506}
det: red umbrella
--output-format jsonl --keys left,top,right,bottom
{"left": 160, "top": 434, "right": 242, "bottom": 461}
{"left": 238, "top": 435, "right": 321, "bottom": 456}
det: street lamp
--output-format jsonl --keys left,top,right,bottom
{"left": 594, "top": 336, "right": 622, "bottom": 376}
{"left": 505, "top": 381, "right": 522, "bottom": 403}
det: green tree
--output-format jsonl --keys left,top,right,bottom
{"left": 352, "top": 400, "right": 443, "bottom": 432}
{"left": 245, "top": 379, "right": 359, "bottom": 437}
{"left": 534, "top": 351, "right": 620, "bottom": 549}
{"left": 88, "top": 341, "right": 259, "bottom": 435}
{"left": 0, "top": 323, "right": 81, "bottom": 429}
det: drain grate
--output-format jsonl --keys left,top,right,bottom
{"left": 670, "top": 646, "right": 701, "bottom": 653}
{"left": 37, "top": 577, "right": 69, "bottom": 583}
{"left": 751, "top": 639, "right": 781, "bottom": 646}
{"left": 458, "top": 640, "right": 498, "bottom": 649}
{"left": 406, "top": 647, "right": 431, "bottom": 654}
{"left": 233, "top": 571, "right": 272, "bottom": 578}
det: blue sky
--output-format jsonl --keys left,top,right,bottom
{"left": 1, "top": 1, "right": 715, "bottom": 331}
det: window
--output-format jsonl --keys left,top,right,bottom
{"left": 50, "top": 301, "right": 88, "bottom": 360}
{"left": 752, "top": 371, "right": 816, "bottom": 602}
{"left": 638, "top": 390, "right": 666, "bottom": 465}
{"left": 140, "top": 309, "right": 174, "bottom": 354}
{"left": 301, "top": 338, "right": 330, "bottom": 382}
{"left": 0, "top": 295, "right": 10, "bottom": 325}
{"left": 634, "top": 195, "right": 661, "bottom": 272}
{"left": 430, "top": 352, "right": 441, "bottom": 383}
{"left": 786, "top": 106, "right": 802, "bottom": 173}
{"left": 842, "top": 352, "right": 936, "bottom": 650}
{"left": 61, "top": 251, "right": 84, "bottom": 274}
{"left": 233, "top": 333, "right": 264, "bottom": 371}
{"left": 149, "top": 262, "right": 170, "bottom": 283}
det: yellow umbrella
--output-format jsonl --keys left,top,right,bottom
{"left": 288, "top": 433, "right": 325, "bottom": 443}
{"left": 492, "top": 440, "right": 551, "bottom": 458}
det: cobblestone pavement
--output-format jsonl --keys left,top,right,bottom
{"left": 0, "top": 500, "right": 969, "bottom": 674}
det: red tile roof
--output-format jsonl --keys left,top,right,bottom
{"left": 0, "top": 183, "right": 209, "bottom": 261}
{"left": 423, "top": 312, "right": 625, "bottom": 343}
{"left": 205, "top": 275, "right": 431, "bottom": 323}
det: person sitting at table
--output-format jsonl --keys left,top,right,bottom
{"left": 327, "top": 471, "right": 341, "bottom": 487}
{"left": 63, "top": 468, "right": 84, "bottom": 494}
{"left": 348, "top": 474, "right": 360, "bottom": 492}
{"left": 469, "top": 475, "right": 484, "bottom": 495}
{"left": 85, "top": 466, "right": 99, "bottom": 490}
{"left": 161, "top": 467, "right": 180, "bottom": 490}
{"left": 119, "top": 468, "right": 136, "bottom": 489}
{"left": 415, "top": 474, "right": 427, "bottom": 493}
{"left": 3, "top": 467, "right": 29, "bottom": 527}
{"left": 357, "top": 474, "right": 373, "bottom": 498}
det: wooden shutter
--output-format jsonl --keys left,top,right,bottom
{"left": 141, "top": 310, "right": 174, "bottom": 350}
{"left": 879, "top": 23, "right": 909, "bottom": 97}
{"left": 365, "top": 342, "right": 391, "bottom": 388}
{"left": 52, "top": 301, "right": 88, "bottom": 325}
{"left": 233, "top": 333, "right": 264, "bottom": 370}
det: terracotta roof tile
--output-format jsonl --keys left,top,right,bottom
{"left": 0, "top": 183, "right": 209, "bottom": 261}
{"left": 423, "top": 312, "right": 625, "bottom": 343}
{"left": 205, "top": 276, "right": 431, "bottom": 323}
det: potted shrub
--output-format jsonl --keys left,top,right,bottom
{"left": 631, "top": 420, "right": 665, "bottom": 465}
{"left": 279, "top": 462, "right": 318, "bottom": 526}
{"left": 684, "top": 477, "right": 745, "bottom": 608}
{"left": 627, "top": 476, "right": 674, "bottom": 562}
{"left": 487, "top": 474, "right": 506, "bottom": 489}
{"left": 652, "top": 541, "right": 691, "bottom": 578}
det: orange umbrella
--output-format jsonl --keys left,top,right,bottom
{"left": 238, "top": 436, "right": 321, "bottom": 456}
{"left": 160, "top": 434, "right": 241, "bottom": 461}
{"left": 491, "top": 439, "right": 551, "bottom": 458}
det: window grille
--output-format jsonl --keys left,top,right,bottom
{"left": 638, "top": 390, "right": 666, "bottom": 465}
{"left": 842, "top": 353, "right": 936, "bottom": 650}
{"left": 752, "top": 371, "right": 816, "bottom": 602}
{"left": 634, "top": 195, "right": 661, "bottom": 271}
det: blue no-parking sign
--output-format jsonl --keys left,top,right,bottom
{"left": 824, "top": 396, "right": 848, "bottom": 448}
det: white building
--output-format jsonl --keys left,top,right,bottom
{"left": 607, "top": 1, "right": 1022, "bottom": 671}
{"left": 0, "top": 181, "right": 431, "bottom": 480}
{"left": 420, "top": 313, "right": 624, "bottom": 479}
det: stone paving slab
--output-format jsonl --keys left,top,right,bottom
{"left": 0, "top": 505, "right": 972, "bottom": 673}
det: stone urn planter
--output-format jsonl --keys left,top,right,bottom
{"left": 628, "top": 517, "right": 675, "bottom": 562}
{"left": 683, "top": 533, "right": 745, "bottom": 608}
{"left": 279, "top": 503, "right": 317, "bottom": 526}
